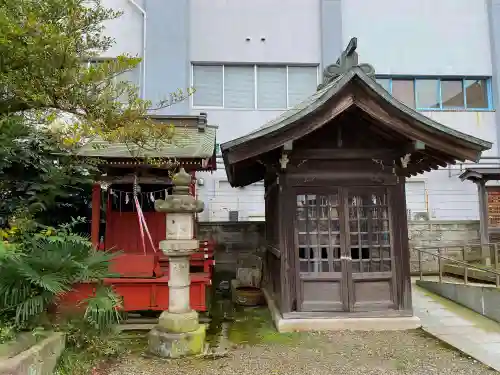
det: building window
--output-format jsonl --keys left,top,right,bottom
{"left": 405, "top": 181, "right": 428, "bottom": 220}
{"left": 257, "top": 66, "right": 287, "bottom": 109}
{"left": 83, "top": 59, "right": 140, "bottom": 87}
{"left": 192, "top": 65, "right": 223, "bottom": 107}
{"left": 224, "top": 65, "right": 255, "bottom": 109}
{"left": 192, "top": 64, "right": 318, "bottom": 109}
{"left": 391, "top": 79, "right": 415, "bottom": 109}
{"left": 375, "top": 77, "right": 492, "bottom": 111}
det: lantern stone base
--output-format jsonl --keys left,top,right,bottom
{"left": 148, "top": 324, "right": 206, "bottom": 358}
{"left": 160, "top": 239, "right": 199, "bottom": 252}
{"left": 158, "top": 310, "right": 200, "bottom": 333}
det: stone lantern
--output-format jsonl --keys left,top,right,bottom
{"left": 148, "top": 167, "right": 206, "bottom": 358}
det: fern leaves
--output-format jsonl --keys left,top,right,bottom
{"left": 0, "top": 234, "right": 120, "bottom": 329}
{"left": 84, "top": 286, "right": 122, "bottom": 330}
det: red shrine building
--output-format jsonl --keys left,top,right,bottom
{"left": 59, "top": 114, "right": 218, "bottom": 313}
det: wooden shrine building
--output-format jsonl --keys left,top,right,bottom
{"left": 77, "top": 114, "right": 217, "bottom": 255}
{"left": 59, "top": 114, "right": 217, "bottom": 313}
{"left": 221, "top": 39, "right": 492, "bottom": 331}
{"left": 459, "top": 168, "right": 500, "bottom": 264}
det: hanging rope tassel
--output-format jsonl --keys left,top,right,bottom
{"left": 133, "top": 176, "right": 147, "bottom": 255}
{"left": 133, "top": 175, "right": 157, "bottom": 254}
{"left": 134, "top": 195, "right": 147, "bottom": 255}
{"left": 136, "top": 198, "right": 157, "bottom": 253}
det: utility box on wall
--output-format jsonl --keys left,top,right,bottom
{"left": 228, "top": 210, "right": 239, "bottom": 222}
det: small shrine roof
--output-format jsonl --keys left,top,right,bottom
{"left": 76, "top": 114, "right": 217, "bottom": 160}
{"left": 459, "top": 168, "right": 500, "bottom": 182}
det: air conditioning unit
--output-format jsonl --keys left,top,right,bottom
{"left": 228, "top": 210, "right": 239, "bottom": 222}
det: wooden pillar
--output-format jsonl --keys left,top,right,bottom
{"left": 91, "top": 183, "right": 101, "bottom": 248}
{"left": 189, "top": 171, "right": 196, "bottom": 196}
{"left": 393, "top": 181, "right": 412, "bottom": 312}
{"left": 477, "top": 179, "right": 491, "bottom": 265}
{"left": 278, "top": 173, "right": 293, "bottom": 313}
{"left": 189, "top": 171, "right": 196, "bottom": 238}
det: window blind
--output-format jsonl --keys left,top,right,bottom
{"left": 257, "top": 66, "right": 287, "bottom": 109}
{"left": 288, "top": 66, "right": 317, "bottom": 107}
{"left": 193, "top": 65, "right": 223, "bottom": 107}
{"left": 224, "top": 65, "right": 255, "bottom": 109}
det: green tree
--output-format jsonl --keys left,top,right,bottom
{"left": 0, "top": 0, "right": 190, "bottom": 145}
{"left": 0, "top": 115, "right": 95, "bottom": 227}
{"left": 0, "top": 0, "right": 191, "bottom": 225}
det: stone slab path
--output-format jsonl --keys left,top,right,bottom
{"left": 413, "top": 284, "right": 500, "bottom": 372}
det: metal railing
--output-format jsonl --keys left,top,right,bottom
{"left": 415, "top": 243, "right": 500, "bottom": 287}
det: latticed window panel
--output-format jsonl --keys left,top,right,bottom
{"left": 348, "top": 190, "right": 391, "bottom": 273}
{"left": 297, "top": 193, "right": 341, "bottom": 273}
{"left": 488, "top": 191, "right": 500, "bottom": 228}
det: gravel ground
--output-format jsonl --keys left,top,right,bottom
{"left": 105, "top": 329, "right": 497, "bottom": 375}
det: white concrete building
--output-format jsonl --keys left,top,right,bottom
{"left": 103, "top": 0, "right": 500, "bottom": 222}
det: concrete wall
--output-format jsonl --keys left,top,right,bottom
{"left": 145, "top": 0, "right": 190, "bottom": 114}
{"left": 198, "top": 220, "right": 481, "bottom": 275}
{"left": 101, "top": 0, "right": 144, "bottom": 58}
{"left": 0, "top": 333, "right": 65, "bottom": 375}
{"left": 321, "top": 0, "right": 343, "bottom": 69}
{"left": 487, "top": 0, "right": 500, "bottom": 156}
{"left": 422, "top": 112, "right": 497, "bottom": 158}
{"left": 189, "top": 0, "right": 321, "bottom": 64}
{"left": 198, "top": 222, "right": 266, "bottom": 273}
{"left": 341, "top": 0, "right": 492, "bottom": 76}
{"left": 409, "top": 220, "right": 480, "bottom": 273}
{"left": 416, "top": 280, "right": 500, "bottom": 324}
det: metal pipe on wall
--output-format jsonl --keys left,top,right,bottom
{"left": 127, "top": 0, "right": 146, "bottom": 99}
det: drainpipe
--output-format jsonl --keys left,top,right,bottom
{"left": 127, "top": 0, "right": 146, "bottom": 99}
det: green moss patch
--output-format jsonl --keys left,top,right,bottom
{"left": 225, "top": 307, "right": 303, "bottom": 346}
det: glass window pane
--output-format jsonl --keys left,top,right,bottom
{"left": 224, "top": 65, "right": 255, "bottom": 109}
{"left": 288, "top": 66, "right": 317, "bottom": 107}
{"left": 441, "top": 80, "right": 464, "bottom": 108}
{"left": 415, "top": 79, "right": 439, "bottom": 108}
{"left": 193, "top": 65, "right": 223, "bottom": 107}
{"left": 391, "top": 80, "right": 415, "bottom": 108}
{"left": 465, "top": 79, "right": 488, "bottom": 109}
{"left": 257, "top": 66, "right": 287, "bottom": 109}
{"left": 376, "top": 78, "right": 390, "bottom": 92}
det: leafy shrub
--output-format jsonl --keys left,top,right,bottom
{"left": 0, "top": 221, "right": 121, "bottom": 331}
{"left": 54, "top": 319, "right": 132, "bottom": 375}
{"left": 0, "top": 320, "right": 16, "bottom": 344}
{"left": 61, "top": 319, "right": 124, "bottom": 355}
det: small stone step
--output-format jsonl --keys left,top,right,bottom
{"left": 123, "top": 317, "right": 158, "bottom": 324}
{"left": 118, "top": 323, "right": 156, "bottom": 331}
{"left": 120, "top": 316, "right": 211, "bottom": 330}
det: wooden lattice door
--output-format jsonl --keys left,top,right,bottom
{"left": 345, "top": 187, "right": 397, "bottom": 312}
{"left": 295, "top": 187, "right": 397, "bottom": 313}
{"left": 296, "top": 190, "right": 346, "bottom": 312}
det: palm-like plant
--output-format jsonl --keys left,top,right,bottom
{"left": 0, "top": 236, "right": 121, "bottom": 330}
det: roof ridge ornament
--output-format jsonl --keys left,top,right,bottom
{"left": 317, "top": 37, "right": 375, "bottom": 91}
